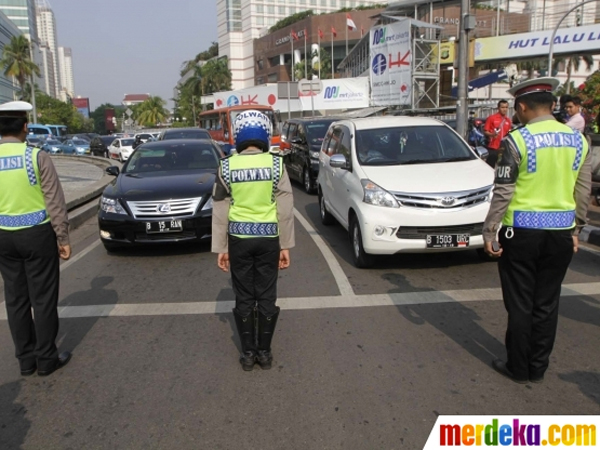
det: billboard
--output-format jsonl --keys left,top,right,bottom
{"left": 370, "top": 20, "right": 412, "bottom": 106}
{"left": 73, "top": 97, "right": 90, "bottom": 119}
{"left": 105, "top": 108, "right": 115, "bottom": 132}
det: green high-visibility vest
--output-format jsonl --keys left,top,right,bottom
{"left": 503, "top": 121, "right": 588, "bottom": 230}
{"left": 0, "top": 143, "right": 49, "bottom": 231}
{"left": 220, "top": 152, "right": 282, "bottom": 238}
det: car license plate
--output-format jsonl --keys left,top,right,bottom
{"left": 426, "top": 234, "right": 470, "bottom": 248}
{"left": 146, "top": 220, "right": 183, "bottom": 234}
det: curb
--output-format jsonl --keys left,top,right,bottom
{"left": 579, "top": 225, "right": 600, "bottom": 247}
{"left": 68, "top": 198, "right": 100, "bottom": 232}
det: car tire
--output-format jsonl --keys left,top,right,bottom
{"left": 319, "top": 190, "right": 335, "bottom": 226}
{"left": 350, "top": 216, "right": 375, "bottom": 269}
{"left": 303, "top": 166, "right": 315, "bottom": 194}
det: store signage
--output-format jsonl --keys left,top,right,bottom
{"left": 275, "top": 29, "right": 307, "bottom": 46}
{"left": 433, "top": 16, "right": 487, "bottom": 28}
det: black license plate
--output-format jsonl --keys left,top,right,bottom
{"left": 426, "top": 234, "right": 470, "bottom": 248}
{"left": 146, "top": 220, "right": 183, "bottom": 234}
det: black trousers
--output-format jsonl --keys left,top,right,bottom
{"left": 498, "top": 227, "right": 573, "bottom": 379}
{"left": 229, "top": 235, "right": 280, "bottom": 317}
{"left": 0, "top": 223, "right": 60, "bottom": 372}
{"left": 486, "top": 148, "right": 500, "bottom": 168}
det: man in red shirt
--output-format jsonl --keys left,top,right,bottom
{"left": 483, "top": 100, "right": 512, "bottom": 168}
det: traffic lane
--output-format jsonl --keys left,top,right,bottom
{"left": 1, "top": 298, "right": 599, "bottom": 449}
{"left": 292, "top": 184, "right": 600, "bottom": 295}
{"left": 54, "top": 217, "right": 340, "bottom": 308}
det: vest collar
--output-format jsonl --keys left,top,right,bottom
{"left": 527, "top": 114, "right": 556, "bottom": 125}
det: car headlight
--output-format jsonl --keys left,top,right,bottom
{"left": 201, "top": 196, "right": 213, "bottom": 211}
{"left": 361, "top": 179, "right": 399, "bottom": 208}
{"left": 309, "top": 150, "right": 320, "bottom": 159}
{"left": 101, "top": 196, "right": 128, "bottom": 215}
{"left": 52, "top": 147, "right": 59, "bottom": 150}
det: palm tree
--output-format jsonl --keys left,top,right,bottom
{"left": 135, "top": 96, "right": 168, "bottom": 127}
{"left": 562, "top": 55, "right": 594, "bottom": 94}
{"left": 201, "top": 58, "right": 231, "bottom": 94}
{"left": 0, "top": 35, "right": 41, "bottom": 98}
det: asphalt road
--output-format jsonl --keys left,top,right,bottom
{"left": 1, "top": 181, "right": 599, "bottom": 449}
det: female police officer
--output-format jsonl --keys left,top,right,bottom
{"left": 212, "top": 110, "right": 294, "bottom": 371}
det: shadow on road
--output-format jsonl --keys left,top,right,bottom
{"left": 559, "top": 371, "right": 600, "bottom": 406}
{"left": 0, "top": 380, "right": 30, "bottom": 449}
{"left": 559, "top": 295, "right": 600, "bottom": 329}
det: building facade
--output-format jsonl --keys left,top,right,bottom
{"left": 0, "top": 10, "right": 23, "bottom": 102}
{"left": 35, "top": 0, "right": 59, "bottom": 97}
{"left": 57, "top": 46, "right": 73, "bottom": 101}
{"left": 217, "top": 0, "right": 385, "bottom": 89}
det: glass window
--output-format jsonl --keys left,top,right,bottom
{"left": 310, "top": 0, "right": 317, "bottom": 5}
{"left": 326, "top": 127, "right": 341, "bottom": 156}
{"left": 256, "top": 4, "right": 264, "bottom": 13}
{"left": 289, "top": 7, "right": 296, "bottom": 14}
{"left": 267, "top": 5, "right": 275, "bottom": 14}
{"left": 125, "top": 144, "right": 220, "bottom": 173}
{"left": 338, "top": 127, "right": 351, "bottom": 160}
{"left": 330, "top": 0, "right": 336, "bottom": 7}
{"left": 279, "top": 6, "right": 286, "bottom": 14}
{"left": 282, "top": 122, "right": 291, "bottom": 141}
{"left": 355, "top": 126, "right": 476, "bottom": 166}
{"left": 257, "top": 16, "right": 264, "bottom": 25}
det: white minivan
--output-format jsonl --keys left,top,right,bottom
{"left": 317, "top": 117, "right": 494, "bottom": 268}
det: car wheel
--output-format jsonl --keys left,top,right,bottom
{"left": 350, "top": 216, "right": 375, "bottom": 268}
{"left": 303, "top": 166, "right": 315, "bottom": 194}
{"left": 319, "top": 190, "right": 335, "bottom": 226}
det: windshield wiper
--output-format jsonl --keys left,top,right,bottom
{"left": 436, "top": 156, "right": 474, "bottom": 162}
{"left": 399, "top": 159, "right": 432, "bottom": 165}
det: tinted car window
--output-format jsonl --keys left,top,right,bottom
{"left": 73, "top": 139, "right": 88, "bottom": 145}
{"left": 124, "top": 143, "right": 220, "bottom": 173}
{"left": 338, "top": 126, "right": 351, "bottom": 160}
{"left": 46, "top": 139, "right": 60, "bottom": 145}
{"left": 121, "top": 139, "right": 134, "bottom": 146}
{"left": 326, "top": 128, "right": 341, "bottom": 156}
{"left": 281, "top": 122, "right": 290, "bottom": 141}
{"left": 101, "top": 136, "right": 115, "bottom": 145}
{"left": 163, "top": 130, "right": 211, "bottom": 140}
{"left": 306, "top": 121, "right": 335, "bottom": 146}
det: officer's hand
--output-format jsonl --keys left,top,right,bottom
{"left": 573, "top": 235, "right": 579, "bottom": 254}
{"left": 484, "top": 241, "right": 502, "bottom": 258}
{"left": 59, "top": 244, "right": 71, "bottom": 260}
{"left": 279, "top": 249, "right": 290, "bottom": 270}
{"left": 217, "top": 253, "right": 230, "bottom": 272}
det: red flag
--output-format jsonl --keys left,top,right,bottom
{"left": 346, "top": 13, "right": 357, "bottom": 31}
{"left": 318, "top": 28, "right": 324, "bottom": 39}
{"left": 331, "top": 26, "right": 337, "bottom": 37}
{"left": 291, "top": 30, "right": 299, "bottom": 41}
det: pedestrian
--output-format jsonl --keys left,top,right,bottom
{"left": 0, "top": 101, "right": 72, "bottom": 377}
{"left": 564, "top": 96, "right": 586, "bottom": 132}
{"left": 483, "top": 100, "right": 512, "bottom": 168}
{"left": 132, "top": 135, "right": 143, "bottom": 149}
{"left": 483, "top": 78, "right": 591, "bottom": 384}
{"left": 212, "top": 110, "right": 295, "bottom": 371}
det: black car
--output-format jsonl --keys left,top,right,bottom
{"left": 158, "top": 128, "right": 211, "bottom": 141}
{"left": 90, "top": 136, "right": 116, "bottom": 157}
{"left": 98, "top": 139, "right": 222, "bottom": 251}
{"left": 281, "top": 118, "right": 340, "bottom": 194}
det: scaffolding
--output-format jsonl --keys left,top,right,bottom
{"left": 411, "top": 36, "right": 440, "bottom": 110}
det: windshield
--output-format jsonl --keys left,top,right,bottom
{"left": 306, "top": 122, "right": 334, "bottom": 146}
{"left": 121, "top": 139, "right": 134, "bottom": 146}
{"left": 73, "top": 139, "right": 88, "bottom": 145}
{"left": 46, "top": 140, "right": 60, "bottom": 145}
{"left": 124, "top": 143, "right": 220, "bottom": 174}
{"left": 164, "top": 130, "right": 210, "bottom": 140}
{"left": 356, "top": 126, "right": 476, "bottom": 166}
{"left": 101, "top": 137, "right": 115, "bottom": 144}
{"left": 230, "top": 109, "right": 279, "bottom": 136}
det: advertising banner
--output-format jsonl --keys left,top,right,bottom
{"left": 369, "top": 20, "right": 412, "bottom": 106}
{"left": 475, "top": 23, "right": 600, "bottom": 61}
{"left": 72, "top": 98, "right": 90, "bottom": 119}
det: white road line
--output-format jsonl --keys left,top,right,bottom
{"left": 2, "top": 282, "right": 598, "bottom": 320}
{"left": 293, "top": 208, "right": 355, "bottom": 297}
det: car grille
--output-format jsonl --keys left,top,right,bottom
{"left": 392, "top": 186, "right": 492, "bottom": 210}
{"left": 396, "top": 223, "right": 484, "bottom": 240}
{"left": 127, "top": 197, "right": 203, "bottom": 219}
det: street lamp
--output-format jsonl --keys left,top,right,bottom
{"left": 27, "top": 38, "right": 37, "bottom": 123}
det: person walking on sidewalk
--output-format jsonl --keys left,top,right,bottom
{"left": 483, "top": 100, "right": 512, "bottom": 168}
{"left": 212, "top": 110, "right": 295, "bottom": 371}
{"left": 0, "top": 101, "right": 72, "bottom": 377}
{"left": 483, "top": 78, "right": 591, "bottom": 384}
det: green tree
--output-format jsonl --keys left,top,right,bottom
{"left": 576, "top": 70, "right": 600, "bottom": 127}
{"left": 313, "top": 47, "right": 332, "bottom": 80}
{"left": 0, "top": 35, "right": 41, "bottom": 98}
{"left": 90, "top": 103, "right": 125, "bottom": 134}
{"left": 562, "top": 55, "right": 594, "bottom": 94}
{"left": 201, "top": 58, "right": 232, "bottom": 94}
{"left": 35, "top": 92, "right": 88, "bottom": 132}
{"left": 180, "top": 41, "right": 219, "bottom": 77}
{"left": 134, "top": 96, "right": 169, "bottom": 127}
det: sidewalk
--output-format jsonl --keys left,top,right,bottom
{"left": 53, "top": 158, "right": 104, "bottom": 205}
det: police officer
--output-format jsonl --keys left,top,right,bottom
{"left": 212, "top": 110, "right": 295, "bottom": 371}
{"left": 483, "top": 78, "right": 591, "bottom": 384}
{"left": 0, "top": 101, "right": 72, "bottom": 376}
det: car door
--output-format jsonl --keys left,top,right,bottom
{"left": 320, "top": 126, "right": 343, "bottom": 221}
{"left": 284, "top": 123, "right": 298, "bottom": 181}
{"left": 328, "top": 125, "right": 353, "bottom": 228}
{"left": 290, "top": 123, "right": 306, "bottom": 179}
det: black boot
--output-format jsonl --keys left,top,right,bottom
{"left": 256, "top": 308, "right": 280, "bottom": 370}
{"left": 233, "top": 308, "right": 256, "bottom": 371}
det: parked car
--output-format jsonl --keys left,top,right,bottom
{"left": 26, "top": 136, "right": 42, "bottom": 148}
{"left": 281, "top": 118, "right": 341, "bottom": 194}
{"left": 157, "top": 128, "right": 211, "bottom": 141}
{"left": 71, "top": 138, "right": 91, "bottom": 155}
{"left": 41, "top": 139, "right": 64, "bottom": 154}
{"left": 134, "top": 133, "right": 153, "bottom": 143}
{"left": 90, "top": 136, "right": 116, "bottom": 157}
{"left": 108, "top": 138, "right": 135, "bottom": 162}
{"left": 98, "top": 139, "right": 222, "bottom": 251}
{"left": 317, "top": 117, "right": 493, "bottom": 268}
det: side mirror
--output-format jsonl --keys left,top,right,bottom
{"left": 291, "top": 136, "right": 304, "bottom": 145}
{"left": 330, "top": 154, "right": 349, "bottom": 170}
{"left": 475, "top": 146, "right": 489, "bottom": 161}
{"left": 106, "top": 166, "right": 120, "bottom": 176}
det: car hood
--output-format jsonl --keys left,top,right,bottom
{"left": 359, "top": 159, "right": 494, "bottom": 193}
{"left": 104, "top": 169, "right": 217, "bottom": 201}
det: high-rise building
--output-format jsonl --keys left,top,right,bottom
{"left": 35, "top": 0, "right": 60, "bottom": 98}
{"left": 0, "top": 10, "right": 24, "bottom": 102}
{"left": 217, "top": 0, "right": 384, "bottom": 89}
{"left": 58, "top": 46, "right": 73, "bottom": 101}
{"left": 38, "top": 43, "right": 55, "bottom": 97}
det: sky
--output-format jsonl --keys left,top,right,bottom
{"left": 50, "top": 0, "right": 218, "bottom": 111}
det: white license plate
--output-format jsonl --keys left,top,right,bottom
{"left": 426, "top": 234, "right": 470, "bottom": 248}
{"left": 146, "top": 220, "right": 183, "bottom": 234}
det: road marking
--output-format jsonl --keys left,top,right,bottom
{"left": 293, "top": 208, "right": 355, "bottom": 297}
{"left": 1, "top": 282, "right": 598, "bottom": 320}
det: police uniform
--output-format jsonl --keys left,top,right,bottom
{"left": 212, "top": 110, "right": 295, "bottom": 371}
{"left": 483, "top": 78, "right": 592, "bottom": 383}
{"left": 0, "top": 101, "right": 72, "bottom": 376}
